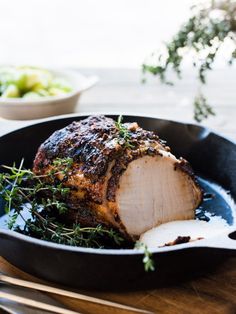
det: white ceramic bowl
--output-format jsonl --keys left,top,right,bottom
{"left": 0, "top": 69, "right": 98, "bottom": 120}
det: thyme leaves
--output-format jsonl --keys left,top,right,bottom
{"left": 143, "top": 0, "right": 236, "bottom": 122}
{"left": 194, "top": 93, "right": 215, "bottom": 123}
{"left": 135, "top": 242, "right": 155, "bottom": 272}
{"left": 115, "top": 115, "right": 134, "bottom": 148}
{"left": 0, "top": 159, "right": 155, "bottom": 272}
{"left": 0, "top": 159, "right": 124, "bottom": 249}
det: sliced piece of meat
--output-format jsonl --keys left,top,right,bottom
{"left": 116, "top": 151, "right": 202, "bottom": 237}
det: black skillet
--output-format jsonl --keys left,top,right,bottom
{"left": 0, "top": 114, "right": 236, "bottom": 290}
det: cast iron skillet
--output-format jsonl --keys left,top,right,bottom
{"left": 0, "top": 114, "right": 236, "bottom": 290}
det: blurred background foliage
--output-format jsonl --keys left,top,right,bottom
{"left": 143, "top": 0, "right": 236, "bottom": 122}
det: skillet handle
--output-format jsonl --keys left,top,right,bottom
{"left": 195, "top": 230, "right": 236, "bottom": 250}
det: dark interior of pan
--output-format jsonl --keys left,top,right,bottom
{"left": 0, "top": 114, "right": 236, "bottom": 290}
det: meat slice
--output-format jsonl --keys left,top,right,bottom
{"left": 116, "top": 152, "right": 201, "bottom": 236}
{"left": 33, "top": 115, "right": 202, "bottom": 240}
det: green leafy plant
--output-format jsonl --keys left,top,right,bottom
{"left": 115, "top": 115, "right": 135, "bottom": 148}
{"left": 135, "top": 242, "right": 155, "bottom": 272}
{"left": 0, "top": 159, "right": 124, "bottom": 248}
{"left": 143, "top": 0, "right": 236, "bottom": 122}
{"left": 0, "top": 159, "right": 156, "bottom": 271}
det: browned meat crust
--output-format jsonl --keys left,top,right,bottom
{"left": 34, "top": 115, "right": 167, "bottom": 177}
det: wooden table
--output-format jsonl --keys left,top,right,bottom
{"left": 0, "top": 68, "right": 236, "bottom": 314}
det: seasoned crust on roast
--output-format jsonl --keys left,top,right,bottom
{"left": 34, "top": 115, "right": 167, "bottom": 178}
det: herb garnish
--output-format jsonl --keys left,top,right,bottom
{"left": 51, "top": 157, "right": 74, "bottom": 175}
{"left": 0, "top": 159, "right": 155, "bottom": 271}
{"left": 0, "top": 159, "right": 124, "bottom": 248}
{"left": 135, "top": 242, "right": 155, "bottom": 272}
{"left": 115, "top": 115, "right": 134, "bottom": 148}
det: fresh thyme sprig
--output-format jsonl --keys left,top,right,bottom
{"left": 143, "top": 0, "right": 236, "bottom": 122}
{"left": 0, "top": 159, "right": 125, "bottom": 249}
{"left": 0, "top": 159, "right": 156, "bottom": 271}
{"left": 24, "top": 218, "right": 124, "bottom": 248}
{"left": 115, "top": 115, "right": 134, "bottom": 148}
{"left": 51, "top": 157, "right": 73, "bottom": 175}
{"left": 135, "top": 242, "right": 155, "bottom": 272}
{"left": 1, "top": 159, "right": 71, "bottom": 216}
{"left": 194, "top": 93, "right": 215, "bottom": 122}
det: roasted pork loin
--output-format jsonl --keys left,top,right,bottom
{"left": 33, "top": 115, "right": 202, "bottom": 240}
